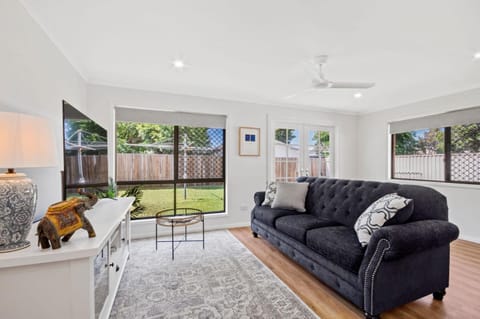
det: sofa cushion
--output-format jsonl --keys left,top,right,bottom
{"left": 306, "top": 226, "right": 366, "bottom": 274}
{"left": 354, "top": 193, "right": 412, "bottom": 247}
{"left": 262, "top": 181, "right": 277, "bottom": 206}
{"left": 275, "top": 214, "right": 339, "bottom": 243}
{"left": 252, "top": 205, "right": 298, "bottom": 227}
{"left": 271, "top": 182, "right": 309, "bottom": 212}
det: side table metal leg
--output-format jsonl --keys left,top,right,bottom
{"left": 185, "top": 224, "right": 187, "bottom": 241}
{"left": 155, "top": 223, "right": 158, "bottom": 251}
{"left": 171, "top": 224, "right": 174, "bottom": 260}
{"left": 202, "top": 217, "right": 205, "bottom": 249}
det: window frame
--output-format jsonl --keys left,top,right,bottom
{"left": 116, "top": 124, "right": 226, "bottom": 218}
{"left": 391, "top": 125, "right": 480, "bottom": 185}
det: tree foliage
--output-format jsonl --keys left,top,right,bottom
{"left": 275, "top": 128, "right": 296, "bottom": 144}
{"left": 452, "top": 123, "right": 480, "bottom": 152}
{"left": 65, "top": 119, "right": 106, "bottom": 141}
{"left": 395, "top": 129, "right": 444, "bottom": 155}
{"left": 417, "top": 128, "right": 444, "bottom": 154}
{"left": 116, "top": 122, "right": 173, "bottom": 153}
{"left": 312, "top": 131, "right": 330, "bottom": 157}
{"left": 396, "top": 125, "right": 480, "bottom": 155}
{"left": 64, "top": 119, "right": 107, "bottom": 156}
{"left": 116, "top": 122, "right": 212, "bottom": 154}
{"left": 394, "top": 132, "right": 417, "bottom": 155}
{"left": 179, "top": 127, "right": 210, "bottom": 147}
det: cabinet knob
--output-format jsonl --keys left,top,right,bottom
{"left": 109, "top": 262, "right": 115, "bottom": 267}
{"left": 116, "top": 265, "right": 120, "bottom": 272}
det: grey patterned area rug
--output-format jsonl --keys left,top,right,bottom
{"left": 110, "top": 230, "right": 318, "bottom": 319}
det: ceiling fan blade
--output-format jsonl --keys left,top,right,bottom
{"left": 328, "top": 82, "right": 375, "bottom": 89}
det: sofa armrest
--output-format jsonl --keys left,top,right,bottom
{"left": 254, "top": 191, "right": 266, "bottom": 206}
{"left": 359, "top": 219, "right": 458, "bottom": 315}
{"left": 365, "top": 220, "right": 459, "bottom": 262}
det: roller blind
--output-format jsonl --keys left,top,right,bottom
{"left": 115, "top": 107, "right": 226, "bottom": 128}
{"left": 389, "top": 106, "right": 480, "bottom": 134}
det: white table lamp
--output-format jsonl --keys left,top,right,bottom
{"left": 0, "top": 112, "right": 57, "bottom": 252}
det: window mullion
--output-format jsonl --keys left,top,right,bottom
{"left": 173, "top": 126, "right": 179, "bottom": 215}
{"left": 444, "top": 127, "right": 451, "bottom": 182}
{"left": 223, "top": 129, "right": 226, "bottom": 179}
{"left": 391, "top": 134, "right": 396, "bottom": 179}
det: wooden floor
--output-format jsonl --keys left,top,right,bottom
{"left": 230, "top": 227, "right": 480, "bottom": 319}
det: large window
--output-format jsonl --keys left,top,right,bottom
{"left": 116, "top": 108, "right": 226, "bottom": 218}
{"left": 391, "top": 107, "right": 480, "bottom": 185}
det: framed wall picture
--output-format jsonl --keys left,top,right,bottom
{"left": 239, "top": 127, "right": 260, "bottom": 156}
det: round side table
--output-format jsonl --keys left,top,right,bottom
{"left": 155, "top": 208, "right": 204, "bottom": 260}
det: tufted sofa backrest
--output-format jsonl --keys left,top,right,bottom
{"left": 297, "top": 177, "right": 448, "bottom": 227}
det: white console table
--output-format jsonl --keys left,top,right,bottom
{"left": 0, "top": 197, "right": 134, "bottom": 319}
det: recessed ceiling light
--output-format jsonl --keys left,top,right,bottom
{"left": 172, "top": 59, "right": 186, "bottom": 69}
{"left": 474, "top": 52, "right": 480, "bottom": 60}
{"left": 354, "top": 92, "right": 363, "bottom": 99}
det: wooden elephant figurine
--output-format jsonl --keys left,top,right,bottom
{"left": 37, "top": 189, "right": 98, "bottom": 250}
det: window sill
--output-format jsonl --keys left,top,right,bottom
{"left": 389, "top": 178, "right": 480, "bottom": 190}
{"left": 204, "top": 212, "right": 228, "bottom": 218}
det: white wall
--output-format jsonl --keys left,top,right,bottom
{"left": 4, "top": 0, "right": 477, "bottom": 243}
{"left": 0, "top": 0, "right": 87, "bottom": 218}
{"left": 357, "top": 88, "right": 480, "bottom": 243}
{"left": 87, "top": 84, "right": 358, "bottom": 237}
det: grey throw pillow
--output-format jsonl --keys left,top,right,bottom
{"left": 262, "top": 182, "right": 277, "bottom": 206}
{"left": 354, "top": 193, "right": 412, "bottom": 247}
{"left": 271, "top": 182, "right": 309, "bottom": 212}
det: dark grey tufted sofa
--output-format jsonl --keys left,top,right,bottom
{"left": 250, "top": 177, "right": 459, "bottom": 319}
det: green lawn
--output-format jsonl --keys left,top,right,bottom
{"left": 120, "top": 185, "right": 224, "bottom": 219}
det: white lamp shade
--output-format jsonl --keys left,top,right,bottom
{"left": 0, "top": 112, "right": 58, "bottom": 169}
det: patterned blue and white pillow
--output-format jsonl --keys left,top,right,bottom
{"left": 262, "top": 182, "right": 277, "bottom": 206}
{"left": 354, "top": 193, "right": 412, "bottom": 247}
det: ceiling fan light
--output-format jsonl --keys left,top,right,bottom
{"left": 354, "top": 92, "right": 363, "bottom": 99}
{"left": 172, "top": 59, "right": 186, "bottom": 69}
{"left": 474, "top": 52, "right": 480, "bottom": 60}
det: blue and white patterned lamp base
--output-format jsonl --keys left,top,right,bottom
{"left": 0, "top": 240, "right": 31, "bottom": 253}
{"left": 0, "top": 173, "right": 37, "bottom": 253}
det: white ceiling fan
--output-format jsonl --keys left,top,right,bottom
{"left": 284, "top": 55, "right": 375, "bottom": 99}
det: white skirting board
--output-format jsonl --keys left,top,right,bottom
{"left": 459, "top": 234, "right": 480, "bottom": 244}
{"left": 131, "top": 218, "right": 250, "bottom": 240}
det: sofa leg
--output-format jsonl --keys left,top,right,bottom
{"left": 433, "top": 289, "right": 446, "bottom": 301}
{"left": 365, "top": 312, "right": 380, "bottom": 319}
{"left": 252, "top": 231, "right": 258, "bottom": 238}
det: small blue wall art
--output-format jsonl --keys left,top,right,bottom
{"left": 239, "top": 127, "right": 260, "bottom": 156}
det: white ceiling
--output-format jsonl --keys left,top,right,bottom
{"left": 20, "top": 0, "right": 480, "bottom": 113}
